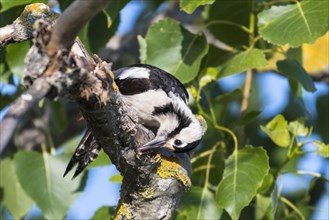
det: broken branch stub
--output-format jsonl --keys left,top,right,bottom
{"left": 0, "top": 3, "right": 58, "bottom": 47}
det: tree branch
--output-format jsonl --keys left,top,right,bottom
{"left": 0, "top": 1, "right": 192, "bottom": 219}
{"left": 46, "top": 0, "right": 109, "bottom": 56}
{"left": 0, "top": 0, "right": 110, "bottom": 152}
{"left": 0, "top": 78, "right": 51, "bottom": 154}
{"left": 0, "top": 3, "right": 57, "bottom": 47}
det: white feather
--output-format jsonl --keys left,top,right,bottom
{"left": 121, "top": 89, "right": 171, "bottom": 124}
{"left": 118, "top": 67, "right": 150, "bottom": 80}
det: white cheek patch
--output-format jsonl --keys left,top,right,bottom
{"left": 174, "top": 120, "right": 203, "bottom": 144}
{"left": 118, "top": 67, "right": 150, "bottom": 80}
{"left": 167, "top": 139, "right": 187, "bottom": 149}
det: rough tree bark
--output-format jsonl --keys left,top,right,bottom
{"left": 0, "top": 2, "right": 192, "bottom": 219}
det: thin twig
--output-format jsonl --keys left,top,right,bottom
{"left": 280, "top": 196, "right": 306, "bottom": 220}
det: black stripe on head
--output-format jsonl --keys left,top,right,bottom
{"left": 115, "top": 78, "right": 154, "bottom": 95}
{"left": 128, "top": 64, "right": 189, "bottom": 102}
{"left": 152, "top": 103, "right": 192, "bottom": 138}
{"left": 152, "top": 102, "right": 175, "bottom": 115}
{"left": 173, "top": 139, "right": 201, "bottom": 153}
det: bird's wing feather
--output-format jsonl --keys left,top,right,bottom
{"left": 114, "top": 64, "right": 189, "bottom": 104}
{"left": 63, "top": 129, "right": 101, "bottom": 179}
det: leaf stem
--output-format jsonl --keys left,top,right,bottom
{"left": 280, "top": 197, "right": 306, "bottom": 220}
{"left": 205, "top": 91, "right": 217, "bottom": 123}
{"left": 192, "top": 165, "right": 216, "bottom": 173}
{"left": 191, "top": 147, "right": 223, "bottom": 163}
{"left": 41, "top": 143, "right": 47, "bottom": 154}
{"left": 240, "top": 69, "right": 253, "bottom": 113}
{"left": 274, "top": 140, "right": 300, "bottom": 177}
{"left": 262, "top": 0, "right": 297, "bottom": 7}
{"left": 287, "top": 134, "right": 297, "bottom": 157}
{"left": 239, "top": 11, "right": 256, "bottom": 146}
{"left": 240, "top": 10, "right": 256, "bottom": 113}
{"left": 205, "top": 20, "right": 251, "bottom": 34}
{"left": 196, "top": 144, "right": 217, "bottom": 220}
{"left": 198, "top": 89, "right": 239, "bottom": 152}
{"left": 296, "top": 170, "right": 329, "bottom": 183}
{"left": 214, "top": 124, "right": 238, "bottom": 152}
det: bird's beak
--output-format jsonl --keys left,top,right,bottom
{"left": 138, "top": 136, "right": 166, "bottom": 153}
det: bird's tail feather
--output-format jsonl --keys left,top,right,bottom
{"left": 63, "top": 129, "right": 101, "bottom": 179}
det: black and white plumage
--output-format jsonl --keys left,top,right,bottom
{"left": 63, "top": 130, "right": 100, "bottom": 179}
{"left": 64, "top": 64, "right": 205, "bottom": 178}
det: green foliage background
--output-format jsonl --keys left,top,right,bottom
{"left": 0, "top": 0, "right": 328, "bottom": 219}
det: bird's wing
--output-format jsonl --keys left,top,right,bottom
{"left": 114, "top": 64, "right": 189, "bottom": 104}
{"left": 63, "top": 129, "right": 101, "bottom": 179}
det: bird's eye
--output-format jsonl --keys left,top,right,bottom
{"left": 174, "top": 139, "right": 182, "bottom": 146}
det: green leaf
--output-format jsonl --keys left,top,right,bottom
{"left": 260, "top": 115, "right": 291, "bottom": 147}
{"left": 6, "top": 41, "right": 30, "bottom": 82}
{"left": 14, "top": 151, "right": 82, "bottom": 220}
{"left": 204, "top": 44, "right": 234, "bottom": 67}
{"left": 145, "top": 18, "right": 208, "bottom": 83}
{"left": 109, "top": 173, "right": 122, "bottom": 183}
{"left": 0, "top": 94, "right": 12, "bottom": 109}
{"left": 58, "top": 0, "right": 74, "bottom": 11}
{"left": 89, "top": 150, "right": 111, "bottom": 168}
{"left": 256, "top": 194, "right": 273, "bottom": 220}
{"left": 288, "top": 118, "right": 309, "bottom": 136}
{"left": 87, "top": 12, "right": 112, "bottom": 53}
{"left": 78, "top": 23, "right": 91, "bottom": 53}
{"left": 240, "top": 110, "right": 261, "bottom": 126}
{"left": 218, "top": 49, "right": 267, "bottom": 79}
{"left": 199, "top": 67, "right": 218, "bottom": 89}
{"left": 0, "top": 6, "right": 23, "bottom": 27}
{"left": 288, "top": 78, "right": 303, "bottom": 97}
{"left": 257, "top": 173, "right": 274, "bottom": 195}
{"left": 179, "top": 0, "right": 215, "bottom": 14}
{"left": 0, "top": 158, "right": 33, "bottom": 219}
{"left": 216, "top": 146, "right": 270, "bottom": 219}
{"left": 215, "top": 89, "right": 242, "bottom": 104}
{"left": 91, "top": 206, "right": 115, "bottom": 220}
{"left": 50, "top": 101, "right": 68, "bottom": 134}
{"left": 277, "top": 59, "right": 316, "bottom": 93}
{"left": 207, "top": 0, "right": 250, "bottom": 46}
{"left": 61, "top": 134, "right": 83, "bottom": 154}
{"left": 316, "top": 94, "right": 329, "bottom": 143}
{"left": 313, "top": 141, "right": 329, "bottom": 158}
{"left": 137, "top": 35, "right": 147, "bottom": 64}
{"left": 286, "top": 47, "right": 302, "bottom": 64}
{"left": 103, "top": 0, "right": 129, "bottom": 28}
{"left": 79, "top": 0, "right": 128, "bottom": 54}
{"left": 258, "top": 0, "right": 329, "bottom": 47}
{"left": 176, "top": 186, "right": 222, "bottom": 220}
{"left": 0, "top": 0, "right": 47, "bottom": 12}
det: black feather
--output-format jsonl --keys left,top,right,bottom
{"left": 63, "top": 129, "right": 101, "bottom": 179}
{"left": 114, "top": 64, "right": 189, "bottom": 103}
{"left": 173, "top": 139, "right": 201, "bottom": 153}
{"left": 152, "top": 102, "right": 192, "bottom": 138}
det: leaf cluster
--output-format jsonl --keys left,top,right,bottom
{"left": 0, "top": 0, "right": 328, "bottom": 219}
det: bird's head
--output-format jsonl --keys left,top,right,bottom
{"left": 138, "top": 100, "right": 207, "bottom": 153}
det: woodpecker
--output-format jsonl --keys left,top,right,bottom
{"left": 64, "top": 64, "right": 206, "bottom": 178}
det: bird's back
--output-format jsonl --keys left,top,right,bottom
{"left": 64, "top": 64, "right": 191, "bottom": 178}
